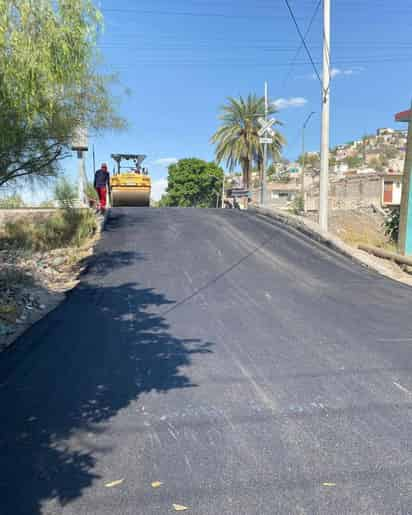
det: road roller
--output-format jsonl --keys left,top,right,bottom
{"left": 110, "top": 154, "right": 151, "bottom": 207}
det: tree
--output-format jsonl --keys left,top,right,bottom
{"left": 0, "top": 0, "right": 125, "bottom": 189}
{"left": 298, "top": 152, "right": 320, "bottom": 169}
{"left": 369, "top": 157, "right": 384, "bottom": 172}
{"left": 161, "top": 159, "right": 224, "bottom": 208}
{"left": 267, "top": 164, "right": 290, "bottom": 183}
{"left": 344, "top": 155, "right": 363, "bottom": 169}
{"left": 211, "top": 94, "right": 285, "bottom": 189}
{"left": 381, "top": 145, "right": 398, "bottom": 160}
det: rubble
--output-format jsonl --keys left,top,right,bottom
{"left": 0, "top": 242, "right": 95, "bottom": 352}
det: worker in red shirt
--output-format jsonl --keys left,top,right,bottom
{"left": 94, "top": 163, "right": 110, "bottom": 213}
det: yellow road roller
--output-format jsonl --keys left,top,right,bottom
{"left": 110, "top": 154, "right": 151, "bottom": 207}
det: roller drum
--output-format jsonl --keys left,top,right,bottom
{"left": 111, "top": 188, "right": 150, "bottom": 207}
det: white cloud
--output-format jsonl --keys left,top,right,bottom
{"left": 330, "top": 67, "right": 342, "bottom": 78}
{"left": 310, "top": 67, "right": 363, "bottom": 80}
{"left": 273, "top": 97, "right": 308, "bottom": 110}
{"left": 153, "top": 157, "right": 178, "bottom": 167}
{"left": 151, "top": 178, "right": 168, "bottom": 201}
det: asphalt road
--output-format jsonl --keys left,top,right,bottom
{"left": 1, "top": 207, "right": 412, "bottom": 515}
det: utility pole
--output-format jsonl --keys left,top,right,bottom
{"left": 77, "top": 150, "right": 86, "bottom": 207}
{"left": 395, "top": 103, "right": 412, "bottom": 255}
{"left": 71, "top": 127, "right": 88, "bottom": 207}
{"left": 92, "top": 145, "right": 96, "bottom": 176}
{"left": 261, "top": 81, "right": 269, "bottom": 206}
{"left": 319, "top": 0, "right": 330, "bottom": 232}
{"left": 301, "top": 111, "right": 315, "bottom": 212}
{"left": 221, "top": 174, "right": 225, "bottom": 208}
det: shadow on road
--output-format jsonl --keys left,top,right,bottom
{"left": 83, "top": 250, "right": 144, "bottom": 277}
{"left": 0, "top": 273, "right": 213, "bottom": 514}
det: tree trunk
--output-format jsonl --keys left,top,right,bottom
{"left": 241, "top": 159, "right": 249, "bottom": 189}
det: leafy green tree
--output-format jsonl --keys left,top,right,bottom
{"left": 211, "top": 95, "right": 285, "bottom": 189}
{"left": 162, "top": 159, "right": 224, "bottom": 208}
{"left": 0, "top": 0, "right": 125, "bottom": 189}
{"left": 157, "top": 195, "right": 170, "bottom": 208}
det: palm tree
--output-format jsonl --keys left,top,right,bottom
{"left": 211, "top": 94, "right": 285, "bottom": 189}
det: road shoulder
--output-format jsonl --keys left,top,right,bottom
{"left": 249, "top": 206, "right": 412, "bottom": 287}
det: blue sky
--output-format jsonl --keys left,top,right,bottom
{"left": 30, "top": 1, "right": 412, "bottom": 201}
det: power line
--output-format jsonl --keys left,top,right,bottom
{"left": 282, "top": 0, "right": 322, "bottom": 86}
{"left": 100, "top": 55, "right": 412, "bottom": 69}
{"left": 101, "top": 7, "right": 293, "bottom": 20}
{"left": 281, "top": 0, "right": 322, "bottom": 91}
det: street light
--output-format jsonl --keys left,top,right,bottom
{"left": 301, "top": 111, "right": 315, "bottom": 213}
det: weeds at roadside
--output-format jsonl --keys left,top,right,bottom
{"left": 0, "top": 209, "right": 97, "bottom": 251}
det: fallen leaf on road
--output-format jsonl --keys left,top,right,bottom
{"left": 322, "top": 482, "right": 336, "bottom": 487}
{"left": 173, "top": 504, "right": 189, "bottom": 511}
{"left": 0, "top": 304, "right": 17, "bottom": 314}
{"left": 151, "top": 481, "right": 162, "bottom": 488}
{"left": 105, "top": 479, "right": 124, "bottom": 488}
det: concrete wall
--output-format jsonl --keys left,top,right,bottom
{"left": 305, "top": 175, "right": 382, "bottom": 212}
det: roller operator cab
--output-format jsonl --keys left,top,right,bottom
{"left": 110, "top": 154, "right": 151, "bottom": 207}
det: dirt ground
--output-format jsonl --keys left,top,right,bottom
{"left": 327, "top": 209, "right": 395, "bottom": 250}
{"left": 0, "top": 213, "right": 102, "bottom": 352}
{"left": 307, "top": 208, "right": 412, "bottom": 286}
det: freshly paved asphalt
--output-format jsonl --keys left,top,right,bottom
{"left": 1, "top": 207, "right": 412, "bottom": 515}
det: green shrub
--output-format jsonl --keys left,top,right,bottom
{"left": 85, "top": 182, "right": 98, "bottom": 201}
{"left": 54, "top": 178, "right": 77, "bottom": 209}
{"left": 289, "top": 195, "right": 304, "bottom": 215}
{"left": 384, "top": 208, "right": 400, "bottom": 243}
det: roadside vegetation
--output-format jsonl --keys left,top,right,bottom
{"left": 0, "top": 180, "right": 97, "bottom": 252}
{"left": 384, "top": 208, "right": 400, "bottom": 244}
{"left": 0, "top": 0, "right": 125, "bottom": 190}
{"left": 158, "top": 159, "right": 224, "bottom": 208}
{"left": 0, "top": 195, "right": 26, "bottom": 209}
{"left": 0, "top": 178, "right": 100, "bottom": 343}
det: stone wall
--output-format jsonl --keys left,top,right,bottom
{"left": 306, "top": 175, "right": 382, "bottom": 212}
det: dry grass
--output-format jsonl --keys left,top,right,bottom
{"left": 328, "top": 210, "right": 395, "bottom": 251}
{"left": 0, "top": 208, "right": 97, "bottom": 252}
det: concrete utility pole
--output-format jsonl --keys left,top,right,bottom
{"left": 319, "top": 0, "right": 330, "bottom": 232}
{"left": 77, "top": 150, "right": 87, "bottom": 207}
{"left": 92, "top": 145, "right": 96, "bottom": 177}
{"left": 395, "top": 104, "right": 412, "bottom": 255}
{"left": 221, "top": 174, "right": 225, "bottom": 208}
{"left": 71, "top": 127, "right": 88, "bottom": 207}
{"left": 301, "top": 111, "right": 315, "bottom": 212}
{"left": 261, "top": 81, "right": 269, "bottom": 206}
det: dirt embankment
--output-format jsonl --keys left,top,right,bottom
{"left": 307, "top": 208, "right": 412, "bottom": 285}
{"left": 0, "top": 209, "right": 101, "bottom": 351}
